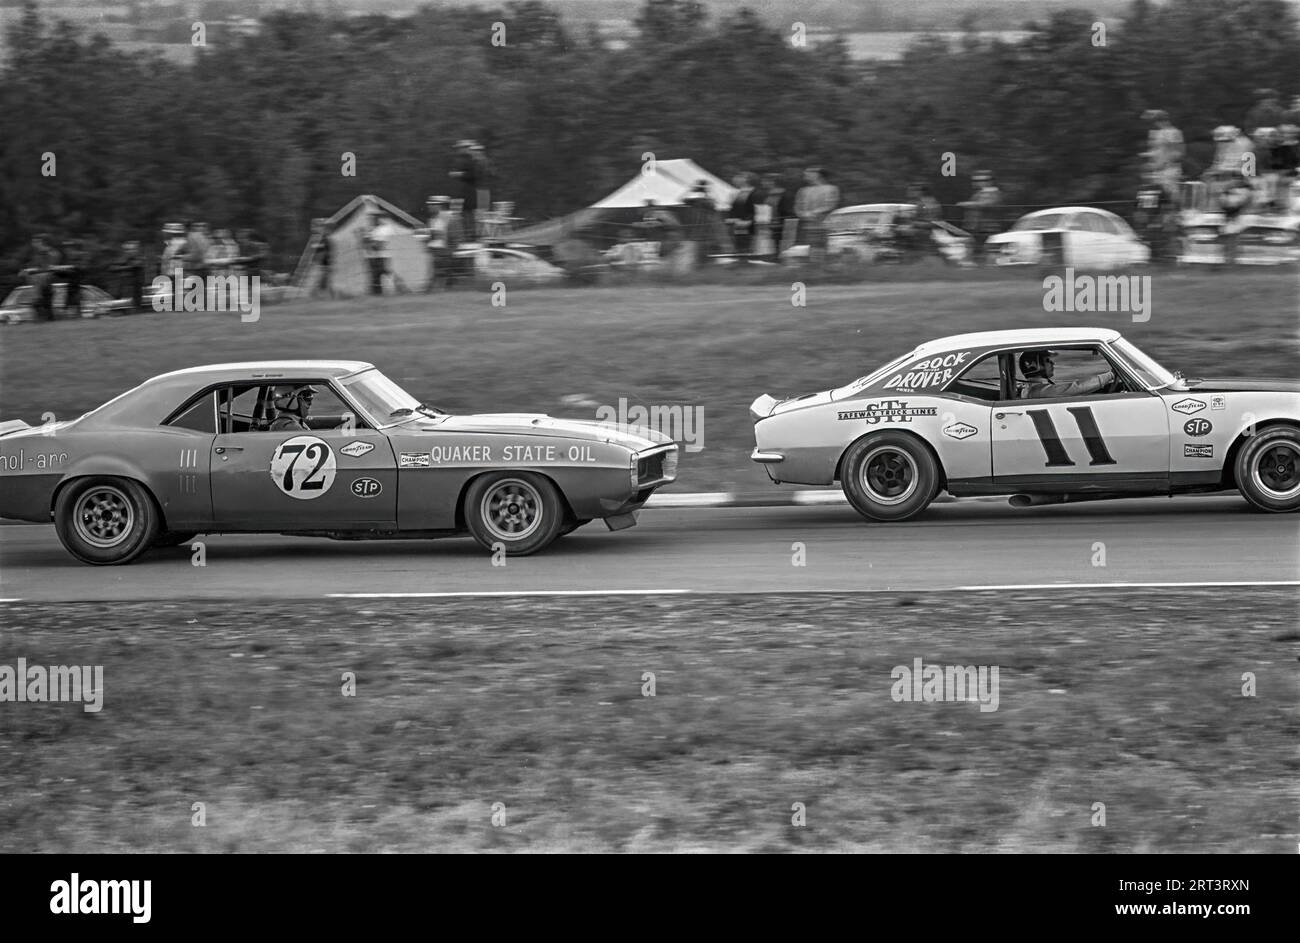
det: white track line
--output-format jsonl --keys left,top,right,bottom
{"left": 953, "top": 580, "right": 1300, "bottom": 591}
{"left": 328, "top": 589, "right": 692, "bottom": 598}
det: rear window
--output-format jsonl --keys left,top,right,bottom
{"left": 167, "top": 392, "right": 217, "bottom": 433}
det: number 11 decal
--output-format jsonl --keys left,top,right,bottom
{"left": 1026, "top": 407, "right": 1116, "bottom": 467}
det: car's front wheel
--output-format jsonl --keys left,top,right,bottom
{"left": 840, "top": 432, "right": 939, "bottom": 522}
{"left": 54, "top": 477, "right": 160, "bottom": 565}
{"left": 1235, "top": 427, "right": 1300, "bottom": 512}
{"left": 464, "top": 472, "right": 565, "bottom": 555}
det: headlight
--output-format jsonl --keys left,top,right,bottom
{"left": 630, "top": 454, "right": 638, "bottom": 490}
{"left": 662, "top": 449, "right": 678, "bottom": 481}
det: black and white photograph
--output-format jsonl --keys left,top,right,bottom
{"left": 0, "top": 0, "right": 1296, "bottom": 901}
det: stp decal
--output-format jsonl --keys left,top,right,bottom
{"left": 269, "top": 436, "right": 337, "bottom": 499}
{"left": 837, "top": 400, "right": 938, "bottom": 424}
{"left": 1171, "top": 398, "right": 1206, "bottom": 415}
{"left": 1183, "top": 418, "right": 1212, "bottom": 437}
{"left": 339, "top": 440, "right": 376, "bottom": 458}
{"left": 350, "top": 477, "right": 383, "bottom": 498}
{"left": 942, "top": 421, "right": 978, "bottom": 440}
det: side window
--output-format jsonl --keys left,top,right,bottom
{"left": 947, "top": 353, "right": 1003, "bottom": 401}
{"left": 218, "top": 384, "right": 265, "bottom": 434}
{"left": 166, "top": 391, "right": 217, "bottom": 433}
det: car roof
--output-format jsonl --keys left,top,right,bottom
{"left": 830, "top": 204, "right": 912, "bottom": 214}
{"left": 1018, "top": 206, "right": 1123, "bottom": 222}
{"left": 151, "top": 361, "right": 375, "bottom": 383}
{"left": 913, "top": 328, "right": 1121, "bottom": 355}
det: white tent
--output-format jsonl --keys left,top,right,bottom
{"left": 592, "top": 158, "right": 737, "bottom": 211}
{"left": 293, "top": 194, "right": 427, "bottom": 296}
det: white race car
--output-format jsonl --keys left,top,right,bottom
{"left": 750, "top": 328, "right": 1299, "bottom": 521}
{"left": 986, "top": 207, "right": 1150, "bottom": 269}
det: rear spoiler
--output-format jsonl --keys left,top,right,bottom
{"left": 0, "top": 420, "right": 31, "bottom": 437}
{"left": 749, "top": 394, "right": 779, "bottom": 423}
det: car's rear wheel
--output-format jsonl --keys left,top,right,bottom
{"left": 464, "top": 472, "right": 564, "bottom": 555}
{"left": 1235, "top": 427, "right": 1300, "bottom": 512}
{"left": 54, "top": 477, "right": 159, "bottom": 565}
{"left": 841, "top": 432, "right": 939, "bottom": 522}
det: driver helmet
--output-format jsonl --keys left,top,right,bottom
{"left": 1019, "top": 349, "right": 1054, "bottom": 379}
{"left": 272, "top": 384, "right": 316, "bottom": 417}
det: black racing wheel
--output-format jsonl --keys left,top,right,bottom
{"left": 1235, "top": 426, "right": 1300, "bottom": 512}
{"left": 464, "top": 471, "right": 565, "bottom": 555}
{"left": 54, "top": 476, "right": 160, "bottom": 565}
{"left": 840, "top": 432, "right": 940, "bottom": 522}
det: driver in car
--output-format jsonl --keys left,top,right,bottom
{"left": 1019, "top": 350, "right": 1116, "bottom": 398}
{"left": 268, "top": 385, "right": 316, "bottom": 431}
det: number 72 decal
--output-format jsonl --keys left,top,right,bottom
{"left": 270, "top": 436, "right": 338, "bottom": 499}
{"left": 1026, "top": 407, "right": 1116, "bottom": 467}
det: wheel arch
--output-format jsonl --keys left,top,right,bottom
{"left": 452, "top": 468, "right": 576, "bottom": 530}
{"left": 53, "top": 473, "right": 169, "bottom": 529}
{"left": 1221, "top": 418, "right": 1300, "bottom": 489}
{"left": 835, "top": 428, "right": 949, "bottom": 491}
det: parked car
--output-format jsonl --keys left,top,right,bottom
{"left": 986, "top": 207, "right": 1150, "bottom": 269}
{"left": 453, "top": 245, "right": 565, "bottom": 283}
{"left": 0, "top": 283, "right": 114, "bottom": 323}
{"left": 783, "top": 203, "right": 972, "bottom": 264}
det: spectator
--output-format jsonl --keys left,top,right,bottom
{"left": 308, "top": 219, "right": 335, "bottom": 299}
{"left": 794, "top": 167, "right": 840, "bottom": 264}
{"left": 187, "top": 222, "right": 212, "bottom": 281}
{"left": 775, "top": 167, "right": 802, "bottom": 253}
{"left": 639, "top": 199, "right": 683, "bottom": 259}
{"left": 1142, "top": 109, "right": 1184, "bottom": 203}
{"left": 60, "top": 237, "right": 87, "bottom": 316}
{"left": 1211, "top": 125, "right": 1253, "bottom": 176}
{"left": 959, "top": 171, "right": 1003, "bottom": 264}
{"left": 1219, "top": 174, "right": 1254, "bottom": 264}
{"left": 110, "top": 240, "right": 146, "bottom": 312}
{"left": 727, "top": 173, "right": 758, "bottom": 256}
{"left": 754, "top": 173, "right": 777, "bottom": 256}
{"left": 160, "top": 222, "right": 190, "bottom": 309}
{"left": 235, "top": 229, "right": 269, "bottom": 280}
{"left": 208, "top": 228, "right": 239, "bottom": 277}
{"left": 22, "top": 234, "right": 60, "bottom": 321}
{"left": 449, "top": 140, "right": 481, "bottom": 240}
{"left": 422, "top": 196, "right": 455, "bottom": 291}
{"left": 1134, "top": 172, "right": 1174, "bottom": 263}
{"left": 360, "top": 210, "right": 394, "bottom": 296}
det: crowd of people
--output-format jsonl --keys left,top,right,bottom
{"left": 15, "top": 224, "right": 273, "bottom": 320}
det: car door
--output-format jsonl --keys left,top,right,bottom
{"left": 992, "top": 350, "right": 1169, "bottom": 487}
{"left": 1066, "top": 213, "right": 1113, "bottom": 267}
{"left": 209, "top": 382, "right": 397, "bottom": 529}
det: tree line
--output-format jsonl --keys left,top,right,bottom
{"left": 1, "top": 0, "right": 1296, "bottom": 287}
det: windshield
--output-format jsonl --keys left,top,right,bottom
{"left": 1012, "top": 212, "right": 1068, "bottom": 232}
{"left": 341, "top": 369, "right": 441, "bottom": 426}
{"left": 1111, "top": 338, "right": 1178, "bottom": 389}
{"left": 831, "top": 351, "right": 915, "bottom": 399}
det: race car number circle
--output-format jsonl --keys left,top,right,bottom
{"left": 269, "top": 436, "right": 337, "bottom": 499}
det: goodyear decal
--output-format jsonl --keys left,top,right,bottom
{"left": 942, "top": 421, "right": 978, "bottom": 440}
{"left": 838, "top": 400, "right": 938, "bottom": 424}
{"left": 339, "top": 441, "right": 376, "bottom": 458}
{"left": 1171, "top": 398, "right": 1206, "bottom": 415}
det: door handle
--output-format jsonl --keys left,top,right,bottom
{"left": 995, "top": 411, "right": 1023, "bottom": 419}
{"left": 214, "top": 446, "right": 245, "bottom": 454}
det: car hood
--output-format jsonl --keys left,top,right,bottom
{"left": 398, "top": 413, "right": 670, "bottom": 450}
{"left": 1184, "top": 377, "right": 1300, "bottom": 394}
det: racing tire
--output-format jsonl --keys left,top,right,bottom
{"left": 840, "top": 432, "right": 939, "bottom": 522}
{"left": 153, "top": 531, "right": 198, "bottom": 548}
{"left": 54, "top": 476, "right": 160, "bottom": 565}
{"left": 1234, "top": 427, "right": 1300, "bottom": 513}
{"left": 464, "top": 472, "right": 565, "bottom": 555}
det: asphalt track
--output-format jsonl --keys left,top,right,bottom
{"left": 1, "top": 496, "right": 1297, "bottom": 602}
